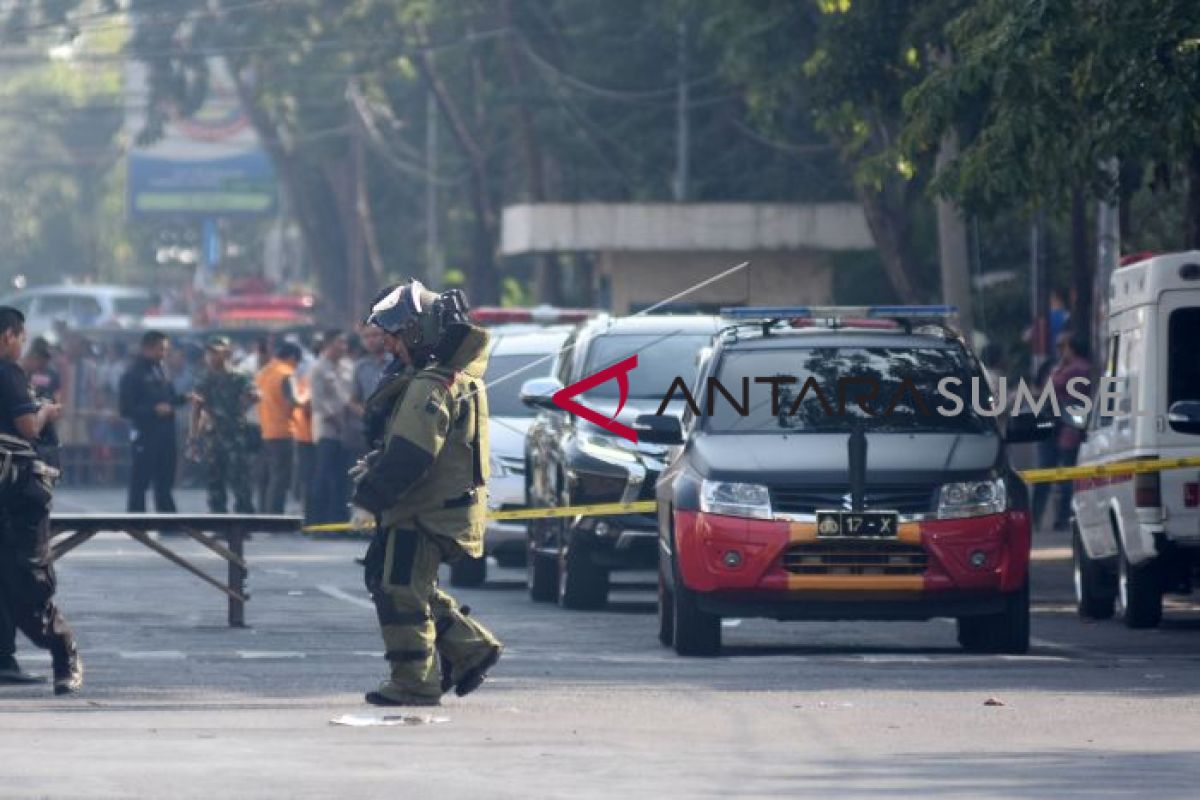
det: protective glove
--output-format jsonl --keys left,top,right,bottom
{"left": 349, "top": 505, "right": 377, "bottom": 531}
{"left": 348, "top": 450, "right": 381, "bottom": 482}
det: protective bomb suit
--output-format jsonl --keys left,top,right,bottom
{"left": 352, "top": 281, "right": 502, "bottom": 706}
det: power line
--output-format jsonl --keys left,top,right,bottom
{"left": 0, "top": 24, "right": 512, "bottom": 64}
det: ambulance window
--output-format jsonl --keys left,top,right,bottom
{"left": 1168, "top": 308, "right": 1200, "bottom": 407}
{"left": 1095, "top": 333, "right": 1119, "bottom": 428}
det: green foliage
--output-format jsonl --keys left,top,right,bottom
{"left": 904, "top": 0, "right": 1200, "bottom": 217}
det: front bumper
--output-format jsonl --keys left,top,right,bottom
{"left": 673, "top": 509, "right": 1030, "bottom": 619}
{"left": 485, "top": 471, "right": 527, "bottom": 554}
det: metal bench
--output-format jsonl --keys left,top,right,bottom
{"left": 49, "top": 514, "right": 303, "bottom": 627}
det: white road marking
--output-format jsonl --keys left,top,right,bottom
{"left": 317, "top": 584, "right": 375, "bottom": 610}
{"left": 118, "top": 651, "right": 186, "bottom": 660}
{"left": 237, "top": 651, "right": 307, "bottom": 659}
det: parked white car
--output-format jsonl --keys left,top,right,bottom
{"left": 1073, "top": 250, "right": 1200, "bottom": 628}
{"left": 448, "top": 326, "right": 572, "bottom": 587}
{"left": 0, "top": 284, "right": 159, "bottom": 340}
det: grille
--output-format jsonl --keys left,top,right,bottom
{"left": 635, "top": 470, "right": 660, "bottom": 502}
{"left": 781, "top": 540, "right": 927, "bottom": 576}
{"left": 771, "top": 485, "right": 934, "bottom": 515}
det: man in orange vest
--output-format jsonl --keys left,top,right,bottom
{"left": 254, "top": 342, "right": 302, "bottom": 514}
{"left": 290, "top": 352, "right": 315, "bottom": 514}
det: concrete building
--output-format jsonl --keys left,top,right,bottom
{"left": 500, "top": 202, "right": 875, "bottom": 312}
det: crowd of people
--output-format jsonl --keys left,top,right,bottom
{"left": 25, "top": 324, "right": 390, "bottom": 526}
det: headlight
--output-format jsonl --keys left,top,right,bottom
{"left": 700, "top": 480, "right": 772, "bottom": 520}
{"left": 936, "top": 478, "right": 1007, "bottom": 519}
{"left": 578, "top": 432, "right": 639, "bottom": 463}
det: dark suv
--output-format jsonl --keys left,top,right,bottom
{"left": 637, "top": 307, "right": 1052, "bottom": 655}
{"left": 519, "top": 314, "right": 723, "bottom": 609}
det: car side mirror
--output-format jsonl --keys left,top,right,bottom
{"left": 519, "top": 376, "right": 563, "bottom": 411}
{"left": 1168, "top": 400, "right": 1200, "bottom": 435}
{"left": 1005, "top": 410, "right": 1055, "bottom": 443}
{"left": 633, "top": 413, "right": 684, "bottom": 445}
{"left": 1062, "top": 408, "right": 1089, "bottom": 431}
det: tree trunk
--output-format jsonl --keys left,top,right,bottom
{"left": 934, "top": 129, "right": 974, "bottom": 340}
{"left": 854, "top": 185, "right": 921, "bottom": 303}
{"left": 230, "top": 62, "right": 352, "bottom": 322}
{"left": 499, "top": 0, "right": 561, "bottom": 306}
{"left": 1187, "top": 144, "right": 1200, "bottom": 249}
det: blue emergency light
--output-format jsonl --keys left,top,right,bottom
{"left": 720, "top": 305, "right": 958, "bottom": 319}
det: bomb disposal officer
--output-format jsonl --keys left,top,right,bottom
{"left": 0, "top": 306, "right": 82, "bottom": 695}
{"left": 351, "top": 281, "right": 502, "bottom": 707}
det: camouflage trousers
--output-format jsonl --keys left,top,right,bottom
{"left": 203, "top": 442, "right": 255, "bottom": 514}
{"left": 363, "top": 526, "right": 501, "bottom": 700}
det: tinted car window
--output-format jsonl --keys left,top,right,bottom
{"left": 72, "top": 296, "right": 103, "bottom": 322}
{"left": 583, "top": 332, "right": 713, "bottom": 399}
{"left": 707, "top": 345, "right": 989, "bottom": 434}
{"left": 115, "top": 296, "right": 154, "bottom": 316}
{"left": 487, "top": 353, "right": 550, "bottom": 417}
{"left": 38, "top": 295, "right": 71, "bottom": 314}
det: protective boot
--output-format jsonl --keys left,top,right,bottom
{"left": 0, "top": 655, "right": 45, "bottom": 685}
{"left": 51, "top": 641, "right": 83, "bottom": 696}
{"left": 453, "top": 644, "right": 502, "bottom": 698}
{"left": 364, "top": 687, "right": 442, "bottom": 707}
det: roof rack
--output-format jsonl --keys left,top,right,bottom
{"left": 719, "top": 305, "right": 959, "bottom": 337}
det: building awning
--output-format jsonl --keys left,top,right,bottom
{"left": 501, "top": 202, "right": 874, "bottom": 255}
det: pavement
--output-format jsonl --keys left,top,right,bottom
{"left": 1, "top": 488, "right": 1199, "bottom": 798}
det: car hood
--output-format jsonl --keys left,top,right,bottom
{"left": 689, "top": 431, "right": 1002, "bottom": 486}
{"left": 577, "top": 396, "right": 687, "bottom": 427}
{"left": 490, "top": 416, "right": 534, "bottom": 458}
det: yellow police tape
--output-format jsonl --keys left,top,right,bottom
{"left": 302, "top": 457, "right": 1200, "bottom": 534}
{"left": 302, "top": 500, "right": 658, "bottom": 534}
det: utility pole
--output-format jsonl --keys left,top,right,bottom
{"left": 672, "top": 17, "right": 690, "bottom": 202}
{"left": 1030, "top": 210, "right": 1048, "bottom": 378}
{"left": 426, "top": 90, "right": 444, "bottom": 286}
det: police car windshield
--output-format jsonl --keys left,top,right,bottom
{"left": 485, "top": 353, "right": 548, "bottom": 417}
{"left": 708, "top": 345, "right": 990, "bottom": 434}
{"left": 583, "top": 332, "right": 713, "bottom": 399}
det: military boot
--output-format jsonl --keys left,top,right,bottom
{"left": 51, "top": 642, "right": 83, "bottom": 696}
{"left": 0, "top": 655, "right": 45, "bottom": 685}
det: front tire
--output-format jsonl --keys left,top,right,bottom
{"left": 449, "top": 555, "right": 487, "bottom": 588}
{"left": 1073, "top": 526, "right": 1115, "bottom": 620}
{"left": 657, "top": 562, "right": 675, "bottom": 647}
{"left": 1117, "top": 547, "right": 1162, "bottom": 629}
{"left": 558, "top": 535, "right": 610, "bottom": 610}
{"left": 957, "top": 579, "right": 1030, "bottom": 654}
{"left": 527, "top": 524, "right": 557, "bottom": 603}
{"left": 671, "top": 560, "right": 721, "bottom": 656}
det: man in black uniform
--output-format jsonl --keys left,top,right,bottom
{"left": 0, "top": 306, "right": 82, "bottom": 695}
{"left": 120, "top": 330, "right": 186, "bottom": 512}
{"left": 0, "top": 336, "right": 62, "bottom": 685}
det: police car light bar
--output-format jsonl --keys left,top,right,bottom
{"left": 720, "top": 305, "right": 958, "bottom": 320}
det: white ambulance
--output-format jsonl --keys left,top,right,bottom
{"left": 1072, "top": 251, "right": 1200, "bottom": 627}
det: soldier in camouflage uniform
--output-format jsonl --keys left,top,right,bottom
{"left": 190, "top": 336, "right": 258, "bottom": 514}
{"left": 351, "top": 281, "right": 501, "bottom": 707}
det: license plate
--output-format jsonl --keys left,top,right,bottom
{"left": 815, "top": 510, "right": 899, "bottom": 538}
